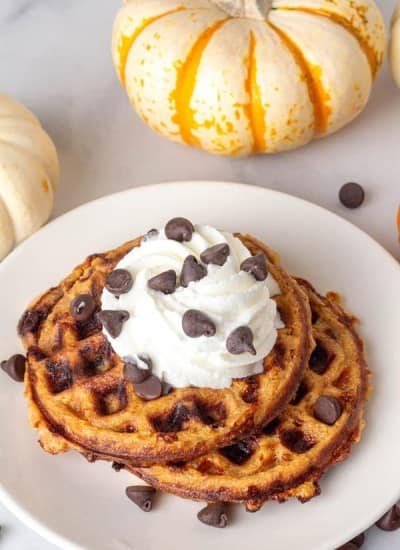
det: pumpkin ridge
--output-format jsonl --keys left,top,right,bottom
{"left": 244, "top": 32, "right": 267, "bottom": 153}
{"left": 267, "top": 22, "right": 330, "bottom": 136}
{"left": 116, "top": 7, "right": 187, "bottom": 85}
{"left": 172, "top": 18, "right": 229, "bottom": 147}
{"left": 0, "top": 139, "right": 55, "bottom": 192}
{"left": 276, "top": 7, "right": 381, "bottom": 79}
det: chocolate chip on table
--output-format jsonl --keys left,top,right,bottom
{"left": 336, "top": 533, "right": 365, "bottom": 550}
{"left": 200, "top": 243, "right": 230, "bottom": 266}
{"left": 180, "top": 255, "right": 207, "bottom": 287}
{"left": 182, "top": 310, "right": 216, "bottom": 338}
{"left": 105, "top": 269, "right": 133, "bottom": 296}
{"left": 126, "top": 486, "right": 156, "bottom": 512}
{"left": 70, "top": 294, "right": 96, "bottom": 322}
{"left": 18, "top": 310, "right": 40, "bottom": 335}
{"left": 309, "top": 343, "right": 330, "bottom": 374}
{"left": 314, "top": 396, "right": 342, "bottom": 425}
{"left": 1, "top": 354, "right": 26, "bottom": 382}
{"left": 148, "top": 269, "right": 177, "bottom": 294}
{"left": 165, "top": 217, "right": 194, "bottom": 242}
{"left": 240, "top": 253, "right": 268, "bottom": 281}
{"left": 376, "top": 505, "right": 400, "bottom": 531}
{"left": 197, "top": 503, "right": 228, "bottom": 528}
{"left": 99, "top": 310, "right": 129, "bottom": 338}
{"left": 134, "top": 375, "right": 163, "bottom": 400}
{"left": 123, "top": 356, "right": 152, "bottom": 384}
{"left": 339, "top": 182, "right": 365, "bottom": 209}
{"left": 226, "top": 326, "right": 256, "bottom": 355}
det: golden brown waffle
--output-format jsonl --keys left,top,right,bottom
{"left": 130, "top": 280, "right": 369, "bottom": 510}
{"left": 22, "top": 234, "right": 313, "bottom": 466}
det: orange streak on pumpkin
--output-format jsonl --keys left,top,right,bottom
{"left": 397, "top": 206, "right": 400, "bottom": 243}
{"left": 116, "top": 7, "right": 186, "bottom": 85}
{"left": 268, "top": 22, "right": 331, "bottom": 136}
{"left": 243, "top": 32, "right": 267, "bottom": 154}
{"left": 172, "top": 19, "right": 228, "bottom": 147}
{"left": 277, "top": 7, "right": 381, "bottom": 79}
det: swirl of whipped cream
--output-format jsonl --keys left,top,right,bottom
{"left": 101, "top": 225, "right": 282, "bottom": 389}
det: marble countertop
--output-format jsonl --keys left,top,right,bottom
{"left": 0, "top": 0, "right": 399, "bottom": 548}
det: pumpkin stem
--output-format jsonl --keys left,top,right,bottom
{"left": 212, "top": 0, "right": 272, "bottom": 20}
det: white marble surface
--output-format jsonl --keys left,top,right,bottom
{"left": 0, "top": 0, "right": 399, "bottom": 548}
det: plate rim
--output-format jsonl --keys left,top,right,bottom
{"left": 1, "top": 179, "right": 400, "bottom": 550}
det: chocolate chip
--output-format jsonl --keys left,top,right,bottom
{"left": 376, "top": 505, "right": 400, "bottom": 531}
{"left": 126, "top": 486, "right": 156, "bottom": 512}
{"left": 226, "top": 326, "right": 256, "bottom": 355}
{"left": 197, "top": 503, "right": 228, "bottom": 528}
{"left": 339, "top": 182, "right": 365, "bottom": 209}
{"left": 112, "top": 462, "right": 125, "bottom": 471}
{"left": 123, "top": 356, "right": 151, "bottom": 384}
{"left": 200, "top": 243, "right": 230, "bottom": 266}
{"left": 143, "top": 228, "right": 159, "bottom": 242}
{"left": 180, "top": 255, "right": 207, "bottom": 287}
{"left": 105, "top": 269, "right": 133, "bottom": 296}
{"left": 134, "top": 375, "right": 162, "bottom": 400}
{"left": 99, "top": 310, "right": 129, "bottom": 338}
{"left": 182, "top": 310, "right": 216, "bottom": 338}
{"left": 70, "top": 294, "right": 96, "bottom": 322}
{"left": 240, "top": 253, "right": 268, "bottom": 281}
{"left": 350, "top": 533, "right": 365, "bottom": 547}
{"left": 336, "top": 544, "right": 358, "bottom": 550}
{"left": 18, "top": 310, "right": 40, "bottom": 335}
{"left": 165, "top": 217, "right": 194, "bottom": 242}
{"left": 148, "top": 270, "right": 177, "bottom": 294}
{"left": 309, "top": 343, "right": 330, "bottom": 374}
{"left": 1, "top": 354, "right": 26, "bottom": 382}
{"left": 314, "top": 396, "right": 342, "bottom": 425}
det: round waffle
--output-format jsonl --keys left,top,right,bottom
{"left": 130, "top": 280, "right": 369, "bottom": 509}
{"left": 22, "top": 234, "right": 313, "bottom": 466}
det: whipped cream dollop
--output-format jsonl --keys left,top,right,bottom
{"left": 101, "top": 225, "right": 282, "bottom": 389}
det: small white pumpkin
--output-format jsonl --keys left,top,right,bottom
{"left": 390, "top": 1, "right": 400, "bottom": 87}
{"left": 0, "top": 94, "right": 59, "bottom": 260}
{"left": 112, "top": 0, "right": 386, "bottom": 157}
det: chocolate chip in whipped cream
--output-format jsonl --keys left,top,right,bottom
{"left": 99, "top": 310, "right": 129, "bottom": 338}
{"left": 197, "top": 503, "right": 228, "bottom": 528}
{"left": 180, "top": 255, "right": 207, "bottom": 287}
{"left": 134, "top": 374, "right": 163, "bottom": 400}
{"left": 18, "top": 310, "right": 41, "bottom": 335}
{"left": 200, "top": 243, "right": 230, "bottom": 266}
{"left": 182, "top": 310, "right": 216, "bottom": 338}
{"left": 126, "top": 485, "right": 156, "bottom": 512}
{"left": 226, "top": 326, "right": 256, "bottom": 355}
{"left": 70, "top": 294, "right": 96, "bottom": 322}
{"left": 148, "top": 269, "right": 177, "bottom": 294}
{"left": 165, "top": 217, "right": 194, "bottom": 242}
{"left": 314, "top": 396, "right": 342, "bottom": 425}
{"left": 123, "top": 356, "right": 152, "bottom": 384}
{"left": 105, "top": 269, "right": 133, "bottom": 296}
{"left": 1, "top": 354, "right": 26, "bottom": 382}
{"left": 240, "top": 253, "right": 268, "bottom": 281}
{"left": 376, "top": 505, "right": 400, "bottom": 531}
{"left": 142, "top": 228, "right": 159, "bottom": 242}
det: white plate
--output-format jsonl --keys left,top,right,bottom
{"left": 1, "top": 181, "right": 400, "bottom": 550}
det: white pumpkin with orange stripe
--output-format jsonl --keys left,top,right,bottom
{"left": 0, "top": 94, "right": 59, "bottom": 260}
{"left": 390, "top": 1, "right": 400, "bottom": 87}
{"left": 112, "top": 0, "right": 385, "bottom": 156}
